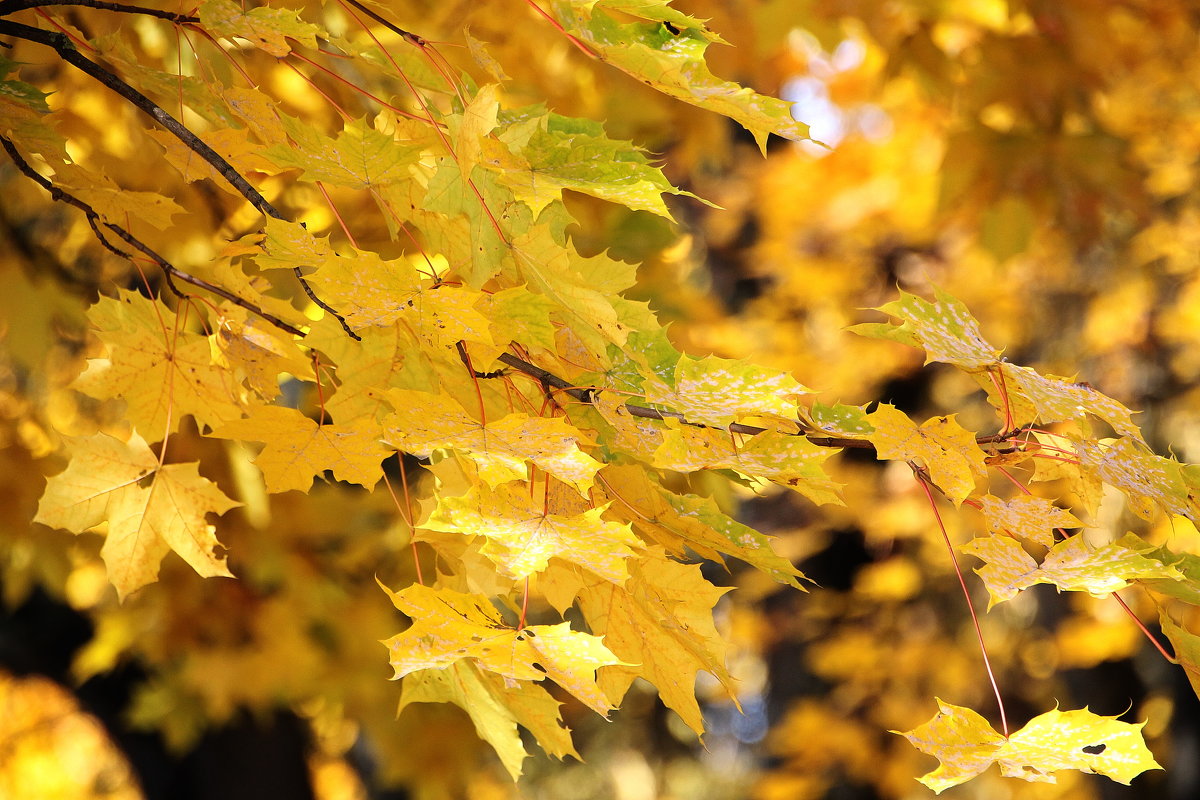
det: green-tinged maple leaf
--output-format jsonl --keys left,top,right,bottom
{"left": 449, "top": 84, "right": 501, "bottom": 181}
{"left": 866, "top": 405, "right": 987, "bottom": 505}
{"left": 593, "top": 465, "right": 805, "bottom": 587}
{"left": 850, "top": 287, "right": 1001, "bottom": 371}
{"left": 1075, "top": 437, "right": 1194, "bottom": 521}
{"left": 52, "top": 163, "right": 184, "bottom": 230}
{"left": 962, "top": 533, "right": 1184, "bottom": 607}
{"left": 263, "top": 116, "right": 420, "bottom": 189}
{"left": 382, "top": 389, "right": 602, "bottom": 493}
{"left": 0, "top": 55, "right": 51, "bottom": 113}
{"left": 382, "top": 583, "right": 622, "bottom": 714}
{"left": 652, "top": 423, "right": 841, "bottom": 506}
{"left": 977, "top": 363, "right": 1144, "bottom": 442}
{"left": 398, "top": 661, "right": 577, "bottom": 780}
{"left": 975, "top": 494, "right": 1081, "bottom": 548}
{"left": 809, "top": 402, "right": 874, "bottom": 438}
{"left": 305, "top": 321, "right": 433, "bottom": 423}
{"left": 897, "top": 699, "right": 1160, "bottom": 792}
{"left": 1122, "top": 533, "right": 1200, "bottom": 604}
{"left": 497, "top": 108, "right": 701, "bottom": 219}
{"left": 256, "top": 217, "right": 333, "bottom": 270}
{"left": 540, "top": 548, "right": 733, "bottom": 734}
{"left": 73, "top": 291, "right": 247, "bottom": 442}
{"left": 0, "top": 96, "right": 68, "bottom": 162}
{"left": 199, "top": 0, "right": 322, "bottom": 57}
{"left": 208, "top": 406, "right": 389, "bottom": 492}
{"left": 550, "top": 1, "right": 808, "bottom": 152}
{"left": 34, "top": 432, "right": 238, "bottom": 600}
{"left": 642, "top": 355, "right": 808, "bottom": 428}
{"left": 1159, "top": 611, "right": 1200, "bottom": 700}
{"left": 421, "top": 483, "right": 641, "bottom": 582}
{"left": 512, "top": 225, "right": 632, "bottom": 351}
{"left": 486, "top": 287, "right": 559, "bottom": 352}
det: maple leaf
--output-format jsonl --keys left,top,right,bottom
{"left": 961, "top": 533, "right": 1183, "bottom": 607}
{"left": 34, "top": 433, "right": 238, "bottom": 600}
{"left": 866, "top": 405, "right": 987, "bottom": 505}
{"left": 652, "top": 423, "right": 842, "bottom": 506}
{"left": 850, "top": 287, "right": 1001, "bottom": 371}
{"left": 497, "top": 107, "right": 701, "bottom": 218}
{"left": 539, "top": 548, "right": 733, "bottom": 734}
{"left": 976, "top": 362, "right": 1144, "bottom": 442}
{"left": 382, "top": 389, "right": 603, "bottom": 494}
{"left": 209, "top": 406, "right": 389, "bottom": 493}
{"left": 421, "top": 483, "right": 642, "bottom": 582}
{"left": 199, "top": 0, "right": 323, "bottom": 57}
{"left": 1075, "top": 437, "right": 1195, "bottom": 521}
{"left": 599, "top": 465, "right": 806, "bottom": 588}
{"left": 642, "top": 354, "right": 809, "bottom": 428}
{"left": 52, "top": 163, "right": 185, "bottom": 230}
{"left": 1159, "top": 611, "right": 1200, "bottom": 700}
{"left": 897, "top": 699, "right": 1160, "bottom": 792}
{"left": 382, "top": 583, "right": 622, "bottom": 714}
{"left": 73, "top": 291, "right": 247, "bottom": 442}
{"left": 263, "top": 115, "right": 421, "bottom": 189}
{"left": 551, "top": 0, "right": 809, "bottom": 152}
{"left": 399, "top": 661, "right": 578, "bottom": 780}
{"left": 975, "top": 494, "right": 1082, "bottom": 548}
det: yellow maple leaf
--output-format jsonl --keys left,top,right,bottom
{"left": 866, "top": 404, "right": 987, "bottom": 505}
{"left": 652, "top": 423, "right": 841, "bottom": 506}
{"left": 539, "top": 548, "right": 733, "bottom": 735}
{"left": 975, "top": 493, "right": 1082, "bottom": 548}
{"left": 897, "top": 699, "right": 1160, "bottom": 793}
{"left": 398, "top": 661, "right": 577, "bottom": 780}
{"left": 209, "top": 406, "right": 390, "bottom": 492}
{"left": 422, "top": 483, "right": 641, "bottom": 582}
{"left": 73, "top": 291, "right": 247, "bottom": 442}
{"left": 642, "top": 355, "right": 809, "bottom": 428}
{"left": 382, "top": 389, "right": 602, "bottom": 494}
{"left": 34, "top": 433, "right": 239, "bottom": 600}
{"left": 382, "top": 583, "right": 623, "bottom": 715}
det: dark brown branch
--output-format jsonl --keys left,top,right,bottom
{"left": 0, "top": 0, "right": 197, "bottom": 24}
{"left": 0, "top": 18, "right": 361, "bottom": 340}
{"left": 492, "top": 350, "right": 1023, "bottom": 452}
{"left": 338, "top": 0, "right": 425, "bottom": 46}
{"left": 1, "top": 135, "right": 307, "bottom": 337}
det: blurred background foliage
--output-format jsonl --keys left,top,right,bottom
{"left": 3, "top": 0, "right": 1200, "bottom": 798}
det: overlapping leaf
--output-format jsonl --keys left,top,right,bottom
{"left": 975, "top": 494, "right": 1081, "bottom": 548}
{"left": 642, "top": 355, "right": 808, "bottom": 428}
{"left": 209, "top": 406, "right": 389, "bottom": 492}
{"left": 540, "top": 548, "right": 732, "bottom": 734}
{"left": 961, "top": 533, "right": 1183, "bottom": 607}
{"left": 382, "top": 583, "right": 622, "bottom": 715}
{"left": 422, "top": 483, "right": 641, "bottom": 582}
{"left": 652, "top": 423, "right": 841, "bottom": 506}
{"left": 550, "top": 0, "right": 809, "bottom": 151}
{"left": 398, "top": 661, "right": 577, "bottom": 780}
{"left": 850, "top": 287, "right": 1001, "bottom": 371}
{"left": 199, "top": 0, "right": 322, "bottom": 57}
{"left": 35, "top": 433, "right": 238, "bottom": 600}
{"left": 73, "top": 291, "right": 246, "bottom": 441}
{"left": 898, "top": 700, "right": 1160, "bottom": 792}
{"left": 866, "top": 405, "right": 987, "bottom": 504}
{"left": 382, "top": 389, "right": 602, "bottom": 493}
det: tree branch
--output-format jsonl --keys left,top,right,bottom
{"left": 0, "top": 0, "right": 198, "bottom": 24}
{"left": 491, "top": 351, "right": 1022, "bottom": 452}
{"left": 0, "top": 17, "right": 361, "bottom": 340}
{"left": 1, "top": 135, "right": 307, "bottom": 338}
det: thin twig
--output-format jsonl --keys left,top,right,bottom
{"left": 0, "top": 17, "right": 360, "bottom": 340}
{"left": 0, "top": 0, "right": 197, "bottom": 23}
{"left": 1, "top": 135, "right": 306, "bottom": 337}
